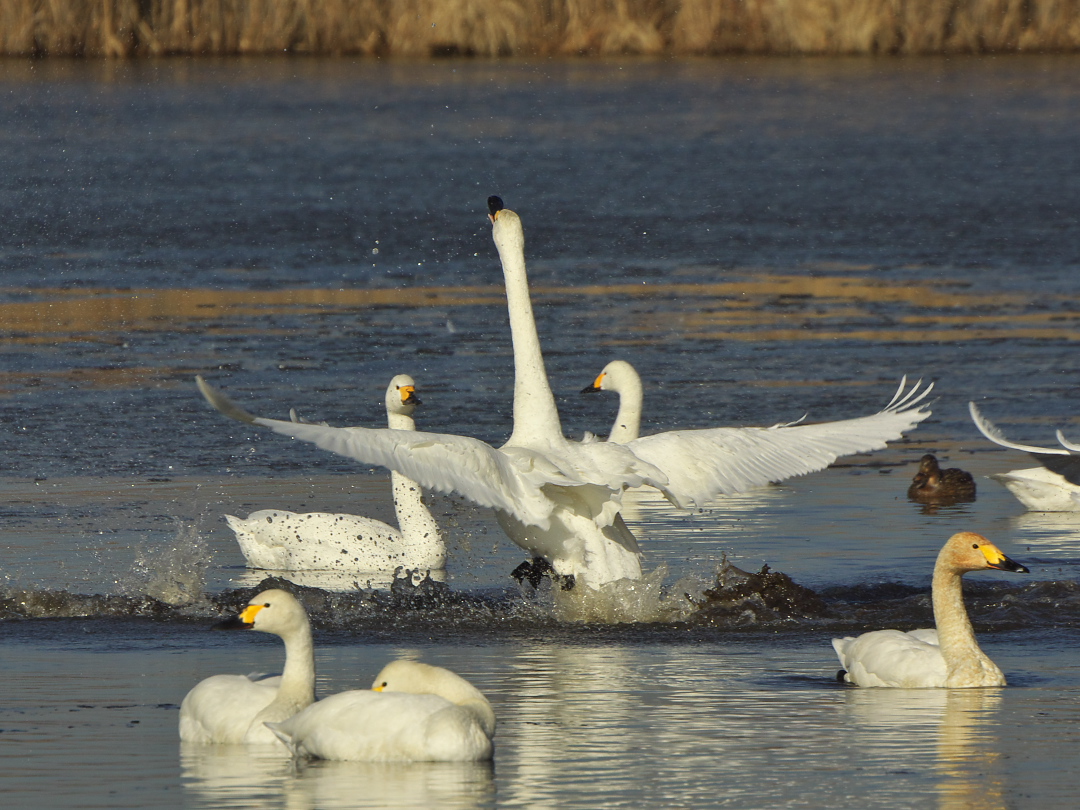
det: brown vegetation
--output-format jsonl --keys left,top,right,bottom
{"left": 1, "top": 0, "right": 1079, "bottom": 57}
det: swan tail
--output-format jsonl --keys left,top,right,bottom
{"left": 264, "top": 722, "right": 300, "bottom": 756}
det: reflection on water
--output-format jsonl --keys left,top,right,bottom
{"left": 180, "top": 744, "right": 495, "bottom": 810}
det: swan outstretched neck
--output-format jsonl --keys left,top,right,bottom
{"left": 179, "top": 589, "right": 316, "bottom": 745}
{"left": 583, "top": 360, "right": 933, "bottom": 506}
{"left": 266, "top": 659, "right": 495, "bottom": 762}
{"left": 832, "top": 532, "right": 1028, "bottom": 688}
{"left": 969, "top": 401, "right": 1080, "bottom": 509}
{"left": 224, "top": 375, "right": 445, "bottom": 573}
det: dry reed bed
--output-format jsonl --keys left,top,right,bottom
{"left": 2, "top": 0, "right": 1080, "bottom": 57}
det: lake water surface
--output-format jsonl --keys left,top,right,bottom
{"left": 1, "top": 55, "right": 1080, "bottom": 808}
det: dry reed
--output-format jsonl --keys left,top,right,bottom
{"left": 1, "top": 0, "right": 1079, "bottom": 57}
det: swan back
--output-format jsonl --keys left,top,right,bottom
{"left": 372, "top": 660, "right": 496, "bottom": 738}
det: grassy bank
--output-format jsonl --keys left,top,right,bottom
{"left": 2, "top": 0, "right": 1079, "bottom": 57}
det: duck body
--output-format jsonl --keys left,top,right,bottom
{"left": 832, "top": 532, "right": 1028, "bottom": 688}
{"left": 268, "top": 660, "right": 495, "bottom": 762}
{"left": 907, "top": 454, "right": 976, "bottom": 503}
{"left": 179, "top": 589, "right": 316, "bottom": 744}
{"left": 224, "top": 375, "right": 445, "bottom": 573}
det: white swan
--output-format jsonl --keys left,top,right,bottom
{"left": 969, "top": 401, "right": 1080, "bottom": 511}
{"left": 267, "top": 659, "right": 495, "bottom": 762}
{"left": 224, "top": 375, "right": 445, "bottom": 572}
{"left": 179, "top": 589, "right": 315, "bottom": 744}
{"left": 197, "top": 201, "right": 931, "bottom": 590}
{"left": 831, "top": 532, "right": 1028, "bottom": 688}
{"left": 582, "top": 359, "right": 934, "bottom": 496}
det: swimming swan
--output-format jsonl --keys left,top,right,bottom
{"left": 969, "top": 401, "right": 1080, "bottom": 511}
{"left": 581, "top": 358, "right": 933, "bottom": 496}
{"left": 832, "top": 532, "right": 1028, "bottom": 688}
{"left": 224, "top": 375, "right": 445, "bottom": 572}
{"left": 179, "top": 589, "right": 315, "bottom": 744}
{"left": 267, "top": 659, "right": 495, "bottom": 762}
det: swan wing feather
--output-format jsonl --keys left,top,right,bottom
{"left": 628, "top": 379, "right": 932, "bottom": 508}
{"left": 833, "top": 629, "right": 947, "bottom": 688}
{"left": 198, "top": 376, "right": 560, "bottom": 528}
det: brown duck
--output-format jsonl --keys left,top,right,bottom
{"left": 908, "top": 454, "right": 977, "bottom": 503}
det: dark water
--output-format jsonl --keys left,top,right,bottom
{"left": 2, "top": 55, "right": 1080, "bottom": 808}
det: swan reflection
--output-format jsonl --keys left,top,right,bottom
{"left": 180, "top": 743, "right": 494, "bottom": 809}
{"left": 838, "top": 687, "right": 1006, "bottom": 810}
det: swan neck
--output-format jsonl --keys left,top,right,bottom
{"left": 610, "top": 377, "right": 643, "bottom": 443}
{"left": 497, "top": 231, "right": 562, "bottom": 446}
{"left": 273, "top": 620, "right": 316, "bottom": 709}
{"left": 931, "top": 562, "right": 994, "bottom": 682}
{"left": 391, "top": 470, "right": 442, "bottom": 547}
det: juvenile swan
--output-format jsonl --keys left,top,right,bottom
{"left": 267, "top": 659, "right": 495, "bottom": 762}
{"left": 224, "top": 375, "right": 445, "bottom": 572}
{"left": 179, "top": 589, "right": 315, "bottom": 744}
{"left": 969, "top": 401, "right": 1080, "bottom": 511}
{"left": 832, "top": 532, "right": 1028, "bottom": 688}
{"left": 582, "top": 359, "right": 933, "bottom": 494}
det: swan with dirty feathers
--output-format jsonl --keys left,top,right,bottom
{"left": 224, "top": 375, "right": 445, "bottom": 573}
{"left": 179, "top": 589, "right": 315, "bottom": 745}
{"left": 832, "top": 532, "right": 1028, "bottom": 688}
{"left": 969, "top": 401, "right": 1080, "bottom": 511}
{"left": 267, "top": 659, "right": 496, "bottom": 762}
{"left": 581, "top": 358, "right": 933, "bottom": 497}
{"left": 197, "top": 200, "right": 929, "bottom": 589}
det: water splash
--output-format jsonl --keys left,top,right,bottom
{"left": 549, "top": 565, "right": 710, "bottom": 624}
{"left": 124, "top": 523, "right": 211, "bottom": 606}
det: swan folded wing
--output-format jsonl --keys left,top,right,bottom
{"left": 627, "top": 388, "right": 932, "bottom": 508}
{"left": 833, "top": 629, "right": 947, "bottom": 688}
{"left": 255, "top": 419, "right": 565, "bottom": 529}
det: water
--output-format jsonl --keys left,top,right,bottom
{"left": 2, "top": 54, "right": 1080, "bottom": 808}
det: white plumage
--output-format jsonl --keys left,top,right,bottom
{"left": 583, "top": 358, "right": 933, "bottom": 505}
{"left": 179, "top": 589, "right": 315, "bottom": 745}
{"left": 224, "top": 375, "right": 445, "bottom": 572}
{"left": 267, "top": 659, "right": 495, "bottom": 762}
{"left": 197, "top": 201, "right": 928, "bottom": 589}
{"left": 969, "top": 401, "right": 1080, "bottom": 511}
{"left": 832, "top": 532, "right": 1028, "bottom": 688}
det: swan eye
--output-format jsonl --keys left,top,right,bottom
{"left": 263, "top": 603, "right": 271, "bottom": 607}
{"left": 972, "top": 543, "right": 979, "bottom": 549}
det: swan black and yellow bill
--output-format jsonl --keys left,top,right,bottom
{"left": 980, "top": 543, "right": 1030, "bottom": 574}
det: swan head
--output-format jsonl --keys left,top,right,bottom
{"left": 581, "top": 360, "right": 639, "bottom": 395}
{"left": 387, "top": 374, "right": 420, "bottom": 416}
{"left": 371, "top": 659, "right": 496, "bottom": 735}
{"left": 214, "top": 589, "right": 310, "bottom": 635}
{"left": 940, "top": 532, "right": 1029, "bottom": 575}
{"left": 488, "top": 196, "right": 524, "bottom": 252}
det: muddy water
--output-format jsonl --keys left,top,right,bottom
{"left": 1, "top": 55, "right": 1080, "bottom": 808}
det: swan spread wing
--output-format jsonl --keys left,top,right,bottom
{"left": 627, "top": 378, "right": 933, "bottom": 509}
{"left": 200, "top": 376, "right": 580, "bottom": 530}
{"left": 969, "top": 402, "right": 1080, "bottom": 484}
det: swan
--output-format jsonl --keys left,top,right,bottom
{"left": 179, "top": 589, "right": 315, "bottom": 744}
{"left": 266, "top": 659, "right": 495, "bottom": 762}
{"left": 581, "top": 359, "right": 934, "bottom": 496}
{"left": 831, "top": 532, "right": 1028, "bottom": 688}
{"left": 224, "top": 375, "right": 445, "bottom": 573}
{"left": 969, "top": 401, "right": 1080, "bottom": 511}
{"left": 197, "top": 201, "right": 931, "bottom": 589}
{"left": 906, "top": 454, "right": 976, "bottom": 504}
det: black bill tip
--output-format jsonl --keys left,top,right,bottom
{"left": 488, "top": 196, "right": 504, "bottom": 216}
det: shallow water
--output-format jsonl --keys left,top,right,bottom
{"left": 2, "top": 54, "right": 1080, "bottom": 808}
